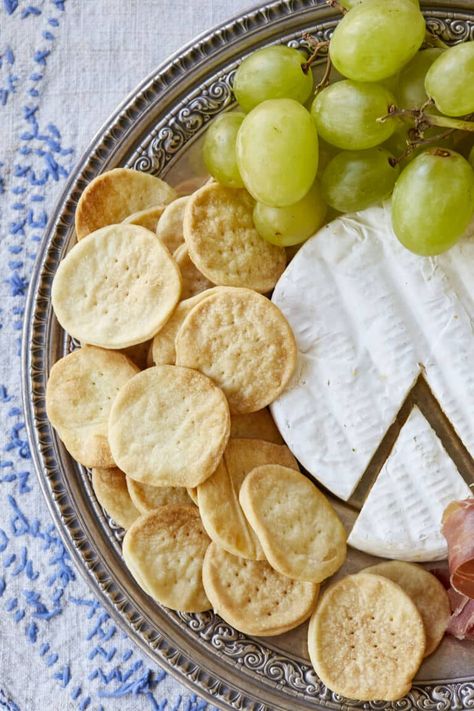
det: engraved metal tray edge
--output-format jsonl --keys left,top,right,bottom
{"left": 22, "top": 2, "right": 474, "bottom": 709}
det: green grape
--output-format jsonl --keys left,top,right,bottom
{"left": 397, "top": 48, "right": 443, "bottom": 109}
{"left": 330, "top": 0, "right": 425, "bottom": 82}
{"left": 202, "top": 113, "right": 245, "bottom": 187}
{"left": 392, "top": 149, "right": 474, "bottom": 255}
{"left": 253, "top": 181, "right": 327, "bottom": 246}
{"left": 236, "top": 98, "right": 318, "bottom": 207}
{"left": 425, "top": 42, "right": 474, "bottom": 116}
{"left": 233, "top": 45, "right": 313, "bottom": 113}
{"left": 311, "top": 80, "right": 396, "bottom": 150}
{"left": 321, "top": 148, "right": 399, "bottom": 212}
{"left": 469, "top": 144, "right": 474, "bottom": 169}
{"left": 340, "top": 0, "right": 419, "bottom": 6}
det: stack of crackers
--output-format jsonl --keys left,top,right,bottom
{"left": 46, "top": 168, "right": 450, "bottom": 702}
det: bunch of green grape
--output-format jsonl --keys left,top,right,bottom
{"left": 202, "top": 0, "right": 474, "bottom": 255}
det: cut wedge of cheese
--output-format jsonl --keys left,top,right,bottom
{"left": 348, "top": 407, "right": 471, "bottom": 561}
{"left": 271, "top": 203, "right": 474, "bottom": 501}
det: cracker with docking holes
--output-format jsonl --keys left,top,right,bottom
{"left": 123, "top": 505, "right": 211, "bottom": 612}
{"left": 46, "top": 346, "right": 139, "bottom": 468}
{"left": 108, "top": 365, "right": 230, "bottom": 488}
{"left": 240, "top": 464, "right": 346, "bottom": 582}
{"left": 230, "top": 409, "right": 283, "bottom": 444}
{"left": 75, "top": 168, "right": 176, "bottom": 239}
{"left": 92, "top": 467, "right": 140, "bottom": 530}
{"left": 308, "top": 573, "right": 426, "bottom": 701}
{"left": 362, "top": 561, "right": 450, "bottom": 657}
{"left": 127, "top": 478, "right": 193, "bottom": 514}
{"left": 122, "top": 205, "right": 166, "bottom": 232}
{"left": 197, "top": 439, "right": 298, "bottom": 560}
{"left": 202, "top": 542, "right": 319, "bottom": 636}
{"left": 183, "top": 183, "right": 286, "bottom": 292}
{"left": 175, "top": 287, "right": 297, "bottom": 414}
{"left": 173, "top": 244, "right": 214, "bottom": 299}
{"left": 52, "top": 224, "right": 181, "bottom": 349}
{"left": 156, "top": 196, "right": 189, "bottom": 253}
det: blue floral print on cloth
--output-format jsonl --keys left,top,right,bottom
{"left": 0, "top": 0, "right": 252, "bottom": 708}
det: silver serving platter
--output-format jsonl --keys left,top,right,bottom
{"left": 23, "top": 2, "right": 474, "bottom": 709}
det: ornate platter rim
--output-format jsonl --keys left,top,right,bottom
{"left": 22, "top": 2, "right": 474, "bottom": 710}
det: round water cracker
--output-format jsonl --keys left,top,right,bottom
{"left": 151, "top": 287, "right": 229, "bottom": 366}
{"left": 123, "top": 505, "right": 211, "bottom": 612}
{"left": 240, "top": 465, "right": 347, "bottom": 582}
{"left": 126, "top": 477, "right": 192, "bottom": 514}
{"left": 108, "top": 365, "right": 230, "bottom": 487}
{"left": 183, "top": 183, "right": 286, "bottom": 293}
{"left": 92, "top": 467, "right": 140, "bottom": 530}
{"left": 230, "top": 409, "right": 283, "bottom": 445}
{"left": 156, "top": 196, "right": 188, "bottom": 253}
{"left": 173, "top": 244, "right": 214, "bottom": 299}
{"left": 197, "top": 439, "right": 298, "bottom": 560}
{"left": 362, "top": 561, "right": 450, "bottom": 657}
{"left": 308, "top": 573, "right": 426, "bottom": 701}
{"left": 202, "top": 542, "right": 319, "bottom": 636}
{"left": 122, "top": 205, "right": 166, "bottom": 232}
{"left": 46, "top": 346, "right": 139, "bottom": 468}
{"left": 175, "top": 288, "right": 297, "bottom": 414}
{"left": 52, "top": 224, "right": 182, "bottom": 349}
{"left": 75, "top": 168, "right": 176, "bottom": 239}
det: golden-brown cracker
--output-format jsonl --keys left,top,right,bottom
{"left": 202, "top": 542, "right": 319, "bottom": 636}
{"left": 126, "top": 478, "right": 192, "bottom": 514}
{"left": 308, "top": 573, "right": 426, "bottom": 701}
{"left": 197, "top": 439, "right": 298, "bottom": 560}
{"left": 122, "top": 205, "right": 166, "bottom": 232}
{"left": 156, "top": 196, "right": 188, "bottom": 253}
{"left": 183, "top": 183, "right": 286, "bottom": 292}
{"left": 362, "top": 561, "right": 450, "bottom": 657}
{"left": 230, "top": 409, "right": 283, "bottom": 444}
{"left": 173, "top": 244, "right": 214, "bottom": 299}
{"left": 187, "top": 488, "right": 198, "bottom": 504}
{"left": 175, "top": 287, "right": 297, "bottom": 414}
{"left": 92, "top": 467, "right": 139, "bottom": 529}
{"left": 240, "top": 464, "right": 346, "bottom": 582}
{"left": 52, "top": 224, "right": 181, "bottom": 349}
{"left": 108, "top": 365, "right": 230, "bottom": 487}
{"left": 46, "top": 346, "right": 139, "bottom": 467}
{"left": 173, "top": 176, "right": 209, "bottom": 197}
{"left": 123, "top": 505, "right": 211, "bottom": 612}
{"left": 151, "top": 287, "right": 226, "bottom": 366}
{"left": 75, "top": 168, "right": 176, "bottom": 239}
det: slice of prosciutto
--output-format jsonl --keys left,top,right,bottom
{"left": 442, "top": 498, "right": 474, "bottom": 598}
{"left": 446, "top": 589, "right": 474, "bottom": 640}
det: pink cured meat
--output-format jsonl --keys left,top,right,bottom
{"left": 442, "top": 499, "right": 474, "bottom": 598}
{"left": 446, "top": 588, "right": 474, "bottom": 640}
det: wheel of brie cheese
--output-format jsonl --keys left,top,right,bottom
{"left": 271, "top": 203, "right": 473, "bottom": 561}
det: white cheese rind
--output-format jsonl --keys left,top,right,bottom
{"left": 348, "top": 407, "right": 471, "bottom": 561}
{"left": 271, "top": 203, "right": 474, "bottom": 501}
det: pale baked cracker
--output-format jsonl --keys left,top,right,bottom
{"left": 175, "top": 287, "right": 297, "bottom": 414}
{"left": 197, "top": 439, "right": 298, "bottom": 560}
{"left": 52, "top": 224, "right": 182, "bottom": 349}
{"left": 122, "top": 205, "right": 166, "bottom": 232}
{"left": 363, "top": 561, "right": 450, "bottom": 657}
{"left": 109, "top": 365, "right": 230, "bottom": 487}
{"left": 173, "top": 244, "right": 214, "bottom": 299}
{"left": 92, "top": 467, "right": 140, "bottom": 529}
{"left": 75, "top": 168, "right": 176, "bottom": 239}
{"left": 202, "top": 542, "right": 319, "bottom": 636}
{"left": 46, "top": 346, "right": 139, "bottom": 467}
{"left": 123, "top": 505, "right": 211, "bottom": 612}
{"left": 156, "top": 196, "right": 188, "bottom": 253}
{"left": 127, "top": 477, "right": 192, "bottom": 513}
{"left": 240, "top": 464, "right": 346, "bottom": 582}
{"left": 230, "top": 409, "right": 283, "bottom": 444}
{"left": 308, "top": 573, "right": 426, "bottom": 701}
{"left": 183, "top": 183, "right": 286, "bottom": 293}
{"left": 151, "top": 286, "right": 226, "bottom": 366}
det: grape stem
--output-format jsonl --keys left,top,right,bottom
{"left": 378, "top": 105, "right": 474, "bottom": 133}
{"left": 326, "top": 0, "right": 347, "bottom": 14}
{"left": 424, "top": 29, "right": 450, "bottom": 50}
{"left": 314, "top": 55, "right": 333, "bottom": 95}
{"left": 301, "top": 35, "right": 329, "bottom": 74}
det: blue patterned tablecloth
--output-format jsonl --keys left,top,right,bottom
{"left": 0, "top": 2, "right": 253, "bottom": 708}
